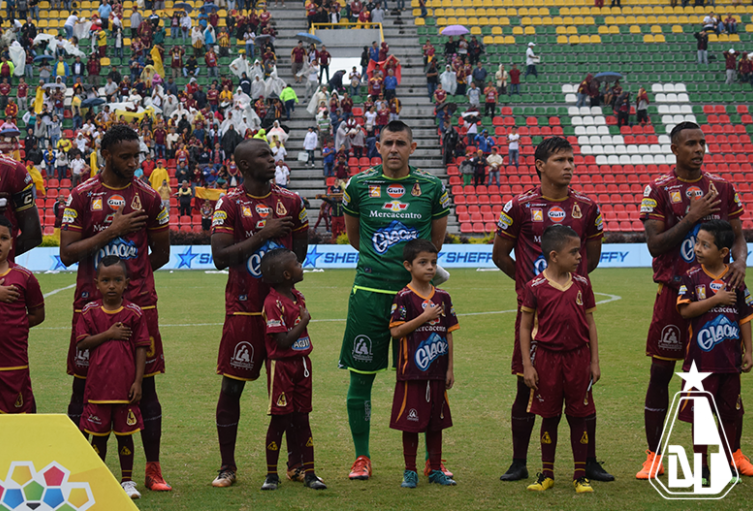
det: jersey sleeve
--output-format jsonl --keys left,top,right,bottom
{"left": 389, "top": 292, "right": 409, "bottom": 327}
{"left": 520, "top": 282, "right": 537, "bottom": 313}
{"left": 8, "top": 162, "right": 35, "bottom": 213}
{"left": 24, "top": 272, "right": 44, "bottom": 310}
{"left": 639, "top": 183, "right": 666, "bottom": 222}
{"left": 75, "top": 308, "right": 94, "bottom": 342}
{"left": 210, "top": 195, "right": 235, "bottom": 234}
{"left": 147, "top": 190, "right": 169, "bottom": 231}
{"left": 728, "top": 182, "right": 744, "bottom": 219}
{"left": 583, "top": 280, "right": 596, "bottom": 313}
{"left": 443, "top": 293, "right": 459, "bottom": 333}
{"left": 342, "top": 176, "right": 360, "bottom": 216}
{"left": 676, "top": 273, "right": 696, "bottom": 308}
{"left": 131, "top": 310, "right": 151, "bottom": 348}
{"left": 432, "top": 180, "right": 451, "bottom": 219}
{"left": 496, "top": 198, "right": 520, "bottom": 239}
{"left": 263, "top": 296, "right": 288, "bottom": 334}
{"left": 61, "top": 189, "right": 85, "bottom": 231}
{"left": 586, "top": 201, "right": 605, "bottom": 240}
{"left": 738, "top": 284, "right": 753, "bottom": 325}
{"left": 291, "top": 194, "right": 309, "bottom": 232}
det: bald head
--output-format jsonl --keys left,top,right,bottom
{"left": 235, "top": 139, "right": 275, "bottom": 184}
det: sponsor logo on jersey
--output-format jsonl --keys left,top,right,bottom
{"left": 212, "top": 210, "right": 227, "bottom": 227}
{"left": 504, "top": 200, "right": 513, "bottom": 213}
{"left": 391, "top": 303, "right": 397, "bottom": 314}
{"left": 735, "top": 192, "right": 742, "bottom": 207}
{"left": 709, "top": 280, "right": 725, "bottom": 293}
{"left": 352, "top": 335, "right": 373, "bottom": 363}
{"left": 411, "top": 183, "right": 422, "bottom": 197}
{"left": 372, "top": 220, "right": 419, "bottom": 254}
{"left": 670, "top": 191, "right": 682, "bottom": 203}
{"left": 267, "top": 319, "right": 281, "bottom": 328}
{"left": 156, "top": 207, "right": 168, "bottom": 225}
{"left": 407, "top": 408, "right": 419, "bottom": 421}
{"left": 256, "top": 204, "right": 272, "bottom": 218}
{"left": 548, "top": 206, "right": 566, "bottom": 223}
{"left": 342, "top": 188, "right": 351, "bottom": 206}
{"left": 414, "top": 332, "right": 449, "bottom": 371}
{"left": 440, "top": 191, "right": 450, "bottom": 209}
{"left": 242, "top": 206, "right": 252, "bottom": 217}
{"left": 745, "top": 288, "right": 753, "bottom": 306}
{"left": 531, "top": 208, "right": 543, "bottom": 222}
{"left": 497, "top": 212, "right": 513, "bottom": 230}
{"left": 246, "top": 240, "right": 284, "bottom": 278}
{"left": 697, "top": 316, "right": 740, "bottom": 352}
{"left": 369, "top": 185, "right": 381, "bottom": 197}
{"left": 230, "top": 341, "right": 254, "bottom": 370}
{"left": 256, "top": 220, "right": 267, "bottom": 229}
{"left": 641, "top": 198, "right": 657, "bottom": 213}
{"left": 387, "top": 185, "right": 405, "bottom": 199}
{"left": 383, "top": 200, "right": 409, "bottom": 212}
{"left": 576, "top": 290, "right": 583, "bottom": 306}
{"left": 686, "top": 186, "right": 703, "bottom": 200}
{"left": 92, "top": 197, "right": 103, "bottom": 211}
{"left": 299, "top": 208, "right": 307, "bottom": 222}
{"left": 595, "top": 213, "right": 603, "bottom": 231}
{"left": 108, "top": 195, "right": 126, "bottom": 210}
{"left": 131, "top": 194, "right": 142, "bottom": 211}
{"left": 680, "top": 224, "right": 700, "bottom": 263}
{"left": 644, "top": 185, "right": 652, "bottom": 197}
{"left": 276, "top": 201, "right": 287, "bottom": 216}
{"left": 533, "top": 253, "right": 547, "bottom": 276}
{"left": 94, "top": 237, "right": 138, "bottom": 268}
{"left": 696, "top": 285, "right": 707, "bottom": 300}
{"left": 292, "top": 336, "right": 311, "bottom": 350}
{"left": 62, "top": 207, "right": 77, "bottom": 223}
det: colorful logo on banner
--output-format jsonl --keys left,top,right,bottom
{"left": 0, "top": 461, "right": 94, "bottom": 510}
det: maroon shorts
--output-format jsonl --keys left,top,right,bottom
{"left": 678, "top": 373, "right": 743, "bottom": 423}
{"left": 645, "top": 284, "right": 688, "bottom": 360}
{"left": 80, "top": 402, "right": 144, "bottom": 436}
{"left": 390, "top": 379, "right": 453, "bottom": 433}
{"left": 0, "top": 368, "right": 35, "bottom": 414}
{"left": 142, "top": 307, "right": 165, "bottom": 377}
{"left": 67, "top": 310, "right": 88, "bottom": 377}
{"left": 217, "top": 314, "right": 266, "bottom": 381}
{"left": 527, "top": 345, "right": 595, "bottom": 419}
{"left": 266, "top": 356, "right": 312, "bottom": 415}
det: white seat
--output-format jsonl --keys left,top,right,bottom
{"left": 677, "top": 93, "right": 689, "bottom": 102}
{"left": 578, "top": 135, "right": 590, "bottom": 146}
{"left": 673, "top": 114, "right": 685, "bottom": 124}
{"left": 607, "top": 155, "right": 620, "bottom": 165}
{"left": 604, "top": 145, "right": 616, "bottom": 154}
{"left": 595, "top": 155, "right": 608, "bottom": 165}
{"left": 680, "top": 105, "right": 692, "bottom": 114}
{"left": 658, "top": 135, "right": 671, "bottom": 145}
{"left": 65, "top": 89, "right": 74, "bottom": 98}
{"left": 581, "top": 145, "right": 593, "bottom": 155}
{"left": 569, "top": 106, "right": 581, "bottom": 116}
{"left": 655, "top": 154, "right": 666, "bottom": 164}
{"left": 589, "top": 135, "right": 601, "bottom": 145}
{"left": 575, "top": 126, "right": 587, "bottom": 135}
{"left": 650, "top": 145, "right": 662, "bottom": 154}
{"left": 592, "top": 144, "right": 604, "bottom": 154}
{"left": 619, "top": 155, "right": 632, "bottom": 164}
{"left": 627, "top": 145, "right": 639, "bottom": 154}
{"left": 615, "top": 145, "right": 627, "bottom": 155}
{"left": 667, "top": 154, "right": 677, "bottom": 164}
{"left": 630, "top": 154, "right": 643, "bottom": 164}
{"left": 662, "top": 144, "right": 673, "bottom": 154}
{"left": 565, "top": 93, "right": 577, "bottom": 103}
{"left": 64, "top": 98, "right": 72, "bottom": 107}
{"left": 663, "top": 84, "right": 676, "bottom": 93}
{"left": 612, "top": 135, "right": 625, "bottom": 145}
{"left": 590, "top": 106, "right": 603, "bottom": 115}
{"left": 656, "top": 93, "right": 667, "bottom": 102}
{"left": 562, "top": 84, "right": 575, "bottom": 93}
{"left": 658, "top": 105, "right": 670, "bottom": 114}
{"left": 638, "top": 144, "right": 650, "bottom": 154}
{"left": 600, "top": 135, "right": 612, "bottom": 144}
{"left": 675, "top": 83, "right": 687, "bottom": 92}
{"left": 582, "top": 115, "right": 594, "bottom": 125}
{"left": 666, "top": 123, "right": 676, "bottom": 134}
{"left": 652, "top": 84, "right": 663, "bottom": 93}
{"left": 594, "top": 116, "right": 606, "bottom": 125}
{"left": 661, "top": 115, "right": 674, "bottom": 125}
{"left": 643, "top": 155, "right": 655, "bottom": 164}
{"left": 669, "top": 105, "right": 682, "bottom": 114}
{"left": 684, "top": 115, "right": 697, "bottom": 123}
{"left": 666, "top": 93, "right": 679, "bottom": 103}
{"left": 579, "top": 106, "right": 591, "bottom": 115}
{"left": 586, "top": 126, "right": 599, "bottom": 135}
{"left": 597, "top": 126, "right": 610, "bottom": 135}
{"left": 572, "top": 116, "right": 584, "bottom": 125}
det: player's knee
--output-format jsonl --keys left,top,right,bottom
{"left": 650, "top": 358, "right": 676, "bottom": 386}
{"left": 221, "top": 376, "right": 245, "bottom": 398}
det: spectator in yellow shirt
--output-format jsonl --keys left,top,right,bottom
{"left": 97, "top": 29, "right": 108, "bottom": 58}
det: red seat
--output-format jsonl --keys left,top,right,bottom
{"left": 460, "top": 222, "right": 473, "bottom": 233}
{"left": 472, "top": 223, "right": 486, "bottom": 233}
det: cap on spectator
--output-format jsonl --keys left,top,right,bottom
{"left": 730, "top": 48, "right": 735, "bottom": 53}
{"left": 528, "top": 42, "right": 535, "bottom": 46}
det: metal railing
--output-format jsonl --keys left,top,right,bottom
{"left": 310, "top": 22, "right": 384, "bottom": 44}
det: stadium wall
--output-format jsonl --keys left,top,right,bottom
{"left": 16, "top": 243, "right": 739, "bottom": 271}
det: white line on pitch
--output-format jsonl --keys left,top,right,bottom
{"left": 43, "top": 284, "right": 76, "bottom": 298}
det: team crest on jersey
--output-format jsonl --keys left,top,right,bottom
{"left": 548, "top": 206, "right": 566, "bottom": 223}
{"left": 696, "top": 285, "right": 707, "bottom": 300}
{"left": 230, "top": 341, "right": 254, "bottom": 370}
{"left": 531, "top": 208, "right": 543, "bottom": 222}
{"left": 710, "top": 280, "right": 725, "bottom": 293}
{"left": 368, "top": 185, "right": 381, "bottom": 197}
{"left": 670, "top": 191, "right": 682, "bottom": 203}
{"left": 277, "top": 393, "right": 288, "bottom": 407}
{"left": 131, "top": 194, "right": 142, "bottom": 211}
{"left": 276, "top": 201, "right": 287, "bottom": 216}
{"left": 91, "top": 197, "right": 103, "bottom": 211}
{"left": 686, "top": 186, "right": 703, "bottom": 200}
{"left": 14, "top": 393, "right": 22, "bottom": 408}
{"left": 411, "top": 183, "right": 422, "bottom": 197}
{"left": 572, "top": 203, "right": 582, "bottom": 219}
{"left": 709, "top": 181, "right": 718, "bottom": 196}
{"left": 387, "top": 185, "right": 405, "bottom": 198}
{"left": 108, "top": 195, "right": 125, "bottom": 210}
{"left": 407, "top": 409, "right": 419, "bottom": 422}
{"left": 256, "top": 204, "right": 272, "bottom": 218}
{"left": 242, "top": 205, "right": 252, "bottom": 217}
{"left": 126, "top": 410, "right": 137, "bottom": 426}
{"left": 576, "top": 290, "right": 583, "bottom": 306}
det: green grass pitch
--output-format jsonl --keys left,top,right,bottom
{"left": 26, "top": 268, "right": 751, "bottom": 510}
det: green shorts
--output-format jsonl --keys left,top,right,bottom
{"left": 338, "top": 286, "right": 397, "bottom": 373}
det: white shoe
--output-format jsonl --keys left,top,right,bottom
{"left": 122, "top": 481, "right": 141, "bottom": 499}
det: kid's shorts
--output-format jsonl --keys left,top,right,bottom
{"left": 80, "top": 402, "right": 144, "bottom": 436}
{"left": 527, "top": 344, "right": 596, "bottom": 419}
{"left": 390, "top": 379, "right": 452, "bottom": 433}
{"left": 266, "top": 356, "right": 312, "bottom": 415}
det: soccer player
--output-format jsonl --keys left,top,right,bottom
{"left": 76, "top": 256, "right": 150, "bottom": 499}
{"left": 389, "top": 240, "right": 458, "bottom": 488}
{"left": 521, "top": 225, "right": 599, "bottom": 494}
{"left": 0, "top": 215, "right": 45, "bottom": 414}
{"left": 259, "top": 249, "right": 326, "bottom": 491}
{"left": 339, "top": 120, "right": 451, "bottom": 480}
{"left": 0, "top": 153, "right": 42, "bottom": 262}
{"left": 676, "top": 220, "right": 753, "bottom": 479}
{"left": 492, "top": 137, "right": 611, "bottom": 482}
{"left": 637, "top": 122, "right": 748, "bottom": 479}
{"left": 210, "top": 139, "right": 308, "bottom": 487}
{"left": 60, "top": 125, "right": 172, "bottom": 492}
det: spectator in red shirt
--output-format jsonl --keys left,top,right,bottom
{"left": 483, "top": 81, "right": 498, "bottom": 117}
{"left": 0, "top": 79, "right": 10, "bottom": 112}
{"left": 724, "top": 49, "right": 738, "bottom": 84}
{"left": 153, "top": 124, "right": 167, "bottom": 159}
{"left": 16, "top": 77, "right": 28, "bottom": 112}
{"left": 205, "top": 48, "right": 219, "bottom": 78}
{"left": 508, "top": 63, "right": 521, "bottom": 95}
{"left": 318, "top": 44, "right": 331, "bottom": 84}
{"left": 87, "top": 54, "right": 101, "bottom": 87}
{"left": 291, "top": 41, "right": 306, "bottom": 83}
{"left": 739, "top": 53, "right": 752, "bottom": 83}
{"left": 207, "top": 83, "right": 220, "bottom": 112}
{"left": 141, "top": 154, "right": 156, "bottom": 177}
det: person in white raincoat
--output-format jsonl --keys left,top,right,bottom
{"left": 440, "top": 64, "right": 457, "bottom": 96}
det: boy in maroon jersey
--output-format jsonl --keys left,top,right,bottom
{"left": 492, "top": 137, "right": 611, "bottom": 482}
{"left": 0, "top": 153, "right": 42, "bottom": 262}
{"left": 259, "top": 249, "right": 326, "bottom": 491}
{"left": 60, "top": 125, "right": 172, "bottom": 492}
{"left": 389, "top": 239, "right": 459, "bottom": 488}
{"left": 637, "top": 122, "right": 748, "bottom": 479}
{"left": 0, "top": 216, "right": 45, "bottom": 414}
{"left": 521, "top": 225, "right": 600, "bottom": 494}
{"left": 676, "top": 220, "right": 753, "bottom": 477}
{"left": 76, "top": 256, "right": 150, "bottom": 499}
{"left": 210, "top": 139, "right": 309, "bottom": 487}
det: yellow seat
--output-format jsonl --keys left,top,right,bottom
{"left": 512, "top": 26, "right": 523, "bottom": 35}
{"left": 551, "top": 16, "right": 563, "bottom": 24}
{"left": 656, "top": 15, "right": 668, "bottom": 24}
{"left": 672, "top": 24, "right": 683, "bottom": 33}
{"left": 457, "top": 16, "right": 469, "bottom": 24}
{"left": 415, "top": 17, "right": 425, "bottom": 25}
{"left": 524, "top": 26, "right": 535, "bottom": 35}
{"left": 81, "top": 0, "right": 92, "bottom": 8}
{"left": 654, "top": 34, "right": 666, "bottom": 43}
{"left": 455, "top": 8, "right": 465, "bottom": 15}
{"left": 492, "top": 26, "right": 503, "bottom": 34}
{"left": 521, "top": 16, "right": 532, "bottom": 24}
{"left": 101, "top": 57, "right": 110, "bottom": 66}
{"left": 729, "top": 34, "right": 741, "bottom": 42}
{"left": 124, "top": 38, "right": 131, "bottom": 46}
{"left": 498, "top": 17, "right": 510, "bottom": 25}
{"left": 560, "top": 7, "right": 570, "bottom": 15}
{"left": 746, "top": 24, "right": 753, "bottom": 33}
{"left": 563, "top": 16, "right": 574, "bottom": 24}
{"left": 583, "top": 16, "right": 594, "bottom": 24}
{"left": 693, "top": 6, "right": 704, "bottom": 14}
{"left": 482, "top": 35, "right": 494, "bottom": 44}
{"left": 569, "top": 35, "right": 580, "bottom": 44}
{"left": 468, "top": 16, "right": 480, "bottom": 25}
{"left": 556, "top": 25, "right": 567, "bottom": 34}
{"left": 477, "top": 8, "right": 487, "bottom": 15}
{"left": 590, "top": 35, "right": 601, "bottom": 43}
{"left": 598, "top": 25, "right": 609, "bottom": 34}
{"left": 519, "top": 7, "right": 529, "bottom": 15}
{"left": 643, "top": 34, "right": 655, "bottom": 43}
{"left": 493, "top": 35, "right": 505, "bottom": 43}
{"left": 708, "top": 32, "right": 718, "bottom": 42}
{"left": 540, "top": 7, "right": 549, "bottom": 15}
{"left": 557, "top": 35, "right": 568, "bottom": 44}
{"left": 630, "top": 25, "right": 641, "bottom": 33}
{"left": 471, "top": 26, "right": 482, "bottom": 34}
{"left": 609, "top": 25, "right": 619, "bottom": 33}
{"left": 38, "top": 19, "right": 49, "bottom": 27}
{"left": 614, "top": 15, "right": 626, "bottom": 24}
{"left": 504, "top": 35, "right": 516, "bottom": 44}
{"left": 718, "top": 33, "right": 729, "bottom": 42}
{"left": 566, "top": 25, "right": 577, "bottom": 34}
{"left": 651, "top": 25, "right": 662, "bottom": 33}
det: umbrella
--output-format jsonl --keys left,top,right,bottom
{"left": 594, "top": 71, "right": 623, "bottom": 83}
{"left": 440, "top": 25, "right": 469, "bottom": 36}
{"left": 82, "top": 98, "right": 106, "bottom": 108}
{"left": 173, "top": 1, "right": 193, "bottom": 12}
{"left": 255, "top": 34, "right": 273, "bottom": 46}
{"left": 33, "top": 54, "right": 54, "bottom": 63}
{"left": 200, "top": 3, "right": 219, "bottom": 13}
{"left": 295, "top": 32, "right": 322, "bottom": 45}
{"left": 0, "top": 128, "right": 20, "bottom": 137}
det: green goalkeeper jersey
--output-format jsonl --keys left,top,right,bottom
{"left": 342, "top": 165, "right": 451, "bottom": 292}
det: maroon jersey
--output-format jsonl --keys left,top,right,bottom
{"left": 677, "top": 265, "right": 753, "bottom": 373}
{"left": 0, "top": 155, "right": 35, "bottom": 262}
{"left": 496, "top": 186, "right": 603, "bottom": 295}
{"left": 389, "top": 285, "right": 459, "bottom": 381}
{"left": 263, "top": 288, "right": 313, "bottom": 360}
{"left": 75, "top": 300, "right": 151, "bottom": 403}
{"left": 640, "top": 170, "right": 744, "bottom": 289}
{"left": 0, "top": 263, "right": 44, "bottom": 370}
{"left": 62, "top": 174, "right": 169, "bottom": 310}
{"left": 211, "top": 185, "right": 308, "bottom": 315}
{"left": 521, "top": 272, "right": 596, "bottom": 351}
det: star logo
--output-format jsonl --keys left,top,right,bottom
{"left": 677, "top": 361, "right": 712, "bottom": 392}
{"left": 303, "top": 246, "right": 324, "bottom": 268}
{"left": 177, "top": 246, "right": 199, "bottom": 269}
{"left": 51, "top": 255, "right": 68, "bottom": 270}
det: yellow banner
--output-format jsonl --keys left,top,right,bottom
{"left": 194, "top": 187, "right": 228, "bottom": 202}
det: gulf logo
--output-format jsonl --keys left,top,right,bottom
{"left": 686, "top": 186, "right": 704, "bottom": 200}
{"left": 108, "top": 195, "right": 126, "bottom": 210}
{"left": 256, "top": 204, "right": 272, "bottom": 218}
{"left": 710, "top": 279, "right": 725, "bottom": 293}
{"left": 387, "top": 185, "right": 405, "bottom": 199}
{"left": 548, "top": 206, "right": 566, "bottom": 223}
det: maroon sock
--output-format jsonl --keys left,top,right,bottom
{"left": 290, "top": 412, "right": 315, "bottom": 475}
{"left": 511, "top": 377, "right": 536, "bottom": 461}
{"left": 403, "top": 431, "right": 419, "bottom": 472}
{"left": 216, "top": 386, "right": 242, "bottom": 470}
{"left": 735, "top": 416, "right": 743, "bottom": 452}
{"left": 567, "top": 415, "right": 587, "bottom": 480}
{"left": 540, "top": 415, "right": 560, "bottom": 479}
{"left": 286, "top": 417, "right": 303, "bottom": 470}
{"left": 266, "top": 415, "right": 287, "bottom": 476}
{"left": 139, "top": 376, "right": 162, "bottom": 463}
{"left": 118, "top": 435, "right": 135, "bottom": 482}
{"left": 644, "top": 359, "right": 675, "bottom": 452}
{"left": 426, "top": 429, "right": 443, "bottom": 472}
{"left": 721, "top": 418, "right": 737, "bottom": 465}
{"left": 91, "top": 434, "right": 109, "bottom": 461}
{"left": 585, "top": 413, "right": 596, "bottom": 459}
